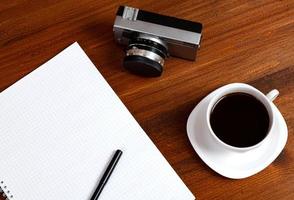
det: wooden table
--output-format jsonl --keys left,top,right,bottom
{"left": 0, "top": 1, "right": 293, "bottom": 199}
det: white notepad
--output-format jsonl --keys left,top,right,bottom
{"left": 0, "top": 43, "right": 194, "bottom": 200}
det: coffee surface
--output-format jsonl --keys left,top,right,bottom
{"left": 210, "top": 93, "right": 270, "bottom": 148}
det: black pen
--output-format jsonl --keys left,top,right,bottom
{"left": 90, "top": 149, "right": 123, "bottom": 200}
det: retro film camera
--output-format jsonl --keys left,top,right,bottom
{"left": 113, "top": 6, "right": 203, "bottom": 77}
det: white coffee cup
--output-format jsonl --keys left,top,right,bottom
{"left": 205, "top": 83, "right": 279, "bottom": 152}
{"left": 187, "top": 83, "right": 287, "bottom": 178}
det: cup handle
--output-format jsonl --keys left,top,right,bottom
{"left": 266, "top": 89, "right": 279, "bottom": 102}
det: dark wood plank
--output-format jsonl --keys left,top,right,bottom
{"left": 0, "top": 1, "right": 293, "bottom": 199}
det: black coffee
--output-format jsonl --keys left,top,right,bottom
{"left": 210, "top": 93, "right": 270, "bottom": 148}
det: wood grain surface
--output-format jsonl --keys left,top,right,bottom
{"left": 0, "top": 0, "right": 293, "bottom": 199}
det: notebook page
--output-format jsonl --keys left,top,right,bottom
{"left": 0, "top": 42, "right": 194, "bottom": 200}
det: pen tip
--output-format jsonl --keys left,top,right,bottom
{"left": 116, "top": 149, "right": 123, "bottom": 154}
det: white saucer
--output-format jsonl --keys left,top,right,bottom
{"left": 187, "top": 88, "right": 288, "bottom": 179}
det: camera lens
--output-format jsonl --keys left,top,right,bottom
{"left": 123, "top": 34, "right": 168, "bottom": 77}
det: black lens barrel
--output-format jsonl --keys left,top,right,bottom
{"left": 123, "top": 37, "right": 168, "bottom": 77}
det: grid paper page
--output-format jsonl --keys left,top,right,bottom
{"left": 0, "top": 42, "right": 194, "bottom": 200}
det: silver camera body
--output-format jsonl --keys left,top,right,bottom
{"left": 113, "top": 6, "right": 202, "bottom": 77}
